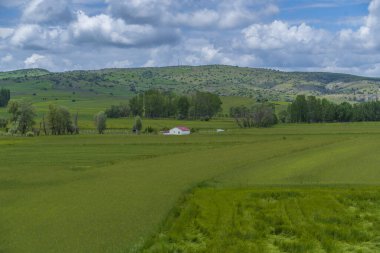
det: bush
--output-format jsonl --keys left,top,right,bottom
{"left": 0, "top": 118, "right": 7, "bottom": 128}
{"left": 190, "top": 128, "right": 199, "bottom": 133}
{"left": 26, "top": 131, "right": 34, "bottom": 137}
{"left": 143, "top": 126, "right": 157, "bottom": 134}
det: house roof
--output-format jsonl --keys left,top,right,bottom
{"left": 175, "top": 126, "right": 190, "bottom": 131}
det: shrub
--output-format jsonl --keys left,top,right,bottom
{"left": 25, "top": 131, "right": 34, "bottom": 137}
{"left": 0, "top": 118, "right": 7, "bottom": 128}
{"left": 143, "top": 126, "right": 157, "bottom": 134}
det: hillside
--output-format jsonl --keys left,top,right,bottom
{"left": 1, "top": 65, "right": 380, "bottom": 102}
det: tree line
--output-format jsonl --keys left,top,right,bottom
{"left": 106, "top": 90, "right": 222, "bottom": 120}
{"left": 230, "top": 103, "right": 278, "bottom": 128}
{"left": 284, "top": 95, "right": 380, "bottom": 123}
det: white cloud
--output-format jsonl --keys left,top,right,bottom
{"left": 68, "top": 11, "right": 178, "bottom": 47}
{"left": 24, "top": 53, "right": 54, "bottom": 69}
{"left": 338, "top": 0, "right": 380, "bottom": 50}
{"left": 240, "top": 20, "right": 329, "bottom": 51}
{"left": 22, "top": 0, "right": 74, "bottom": 24}
{"left": 10, "top": 24, "right": 65, "bottom": 50}
{"left": 1, "top": 54, "right": 13, "bottom": 63}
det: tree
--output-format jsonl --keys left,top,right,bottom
{"left": 94, "top": 111, "right": 107, "bottom": 134}
{"left": 133, "top": 116, "right": 142, "bottom": 133}
{"left": 7, "top": 100, "right": 36, "bottom": 135}
{"left": 232, "top": 103, "right": 277, "bottom": 128}
{"left": 251, "top": 103, "right": 277, "bottom": 127}
{"left": 129, "top": 94, "right": 144, "bottom": 116}
{"left": 190, "top": 91, "right": 222, "bottom": 120}
{"left": 278, "top": 110, "right": 289, "bottom": 123}
{"left": 105, "top": 103, "right": 130, "bottom": 118}
{"left": 177, "top": 96, "right": 189, "bottom": 119}
{"left": 47, "top": 105, "right": 74, "bottom": 135}
{"left": 0, "top": 88, "right": 10, "bottom": 107}
{"left": 289, "top": 95, "right": 308, "bottom": 122}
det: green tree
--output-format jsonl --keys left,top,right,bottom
{"left": 7, "top": 100, "right": 36, "bottom": 135}
{"left": 94, "top": 111, "right": 107, "bottom": 134}
{"left": 177, "top": 96, "right": 189, "bottom": 119}
{"left": 129, "top": 94, "right": 144, "bottom": 116}
{"left": 190, "top": 91, "right": 222, "bottom": 120}
{"left": 251, "top": 103, "right": 277, "bottom": 127}
{"left": 47, "top": 105, "right": 74, "bottom": 135}
{"left": 289, "top": 95, "right": 308, "bottom": 122}
{"left": 0, "top": 88, "right": 10, "bottom": 107}
{"left": 133, "top": 116, "right": 142, "bottom": 133}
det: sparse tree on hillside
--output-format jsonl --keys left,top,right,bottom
{"left": 94, "top": 111, "right": 107, "bottom": 134}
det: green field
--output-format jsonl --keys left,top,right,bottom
{"left": 1, "top": 123, "right": 380, "bottom": 252}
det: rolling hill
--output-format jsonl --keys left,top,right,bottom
{"left": 1, "top": 65, "right": 380, "bottom": 102}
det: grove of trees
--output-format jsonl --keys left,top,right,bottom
{"left": 46, "top": 105, "right": 78, "bottom": 135}
{"left": 285, "top": 95, "right": 380, "bottom": 123}
{"left": 230, "top": 103, "right": 278, "bottom": 128}
{"left": 107, "top": 90, "right": 222, "bottom": 120}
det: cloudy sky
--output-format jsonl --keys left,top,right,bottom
{"left": 1, "top": 0, "right": 380, "bottom": 76}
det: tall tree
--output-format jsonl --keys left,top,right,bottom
{"left": 0, "top": 88, "right": 10, "bottom": 107}
{"left": 47, "top": 105, "right": 74, "bottom": 135}
{"left": 177, "top": 96, "right": 189, "bottom": 119}
{"left": 7, "top": 100, "right": 36, "bottom": 135}
{"left": 94, "top": 111, "right": 107, "bottom": 134}
{"left": 133, "top": 116, "right": 142, "bottom": 133}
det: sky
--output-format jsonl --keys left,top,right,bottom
{"left": 1, "top": 0, "right": 380, "bottom": 76}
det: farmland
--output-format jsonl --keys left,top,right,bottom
{"left": 1, "top": 66, "right": 380, "bottom": 252}
{"left": 1, "top": 123, "right": 380, "bottom": 252}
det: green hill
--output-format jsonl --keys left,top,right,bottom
{"left": 1, "top": 65, "right": 380, "bottom": 102}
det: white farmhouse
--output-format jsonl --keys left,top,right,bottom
{"left": 168, "top": 126, "right": 190, "bottom": 135}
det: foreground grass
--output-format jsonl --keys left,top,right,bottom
{"left": 144, "top": 187, "right": 380, "bottom": 253}
{"left": 1, "top": 124, "right": 380, "bottom": 252}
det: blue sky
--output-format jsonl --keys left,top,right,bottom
{"left": 1, "top": 0, "right": 380, "bottom": 76}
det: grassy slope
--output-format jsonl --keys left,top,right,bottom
{"left": 2, "top": 124, "right": 380, "bottom": 252}
{"left": 1, "top": 66, "right": 380, "bottom": 103}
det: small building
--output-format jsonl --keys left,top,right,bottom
{"left": 168, "top": 126, "right": 190, "bottom": 135}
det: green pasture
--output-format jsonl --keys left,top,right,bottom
{"left": 1, "top": 123, "right": 380, "bottom": 252}
{"left": 0, "top": 93, "right": 251, "bottom": 128}
{"left": 145, "top": 187, "right": 380, "bottom": 253}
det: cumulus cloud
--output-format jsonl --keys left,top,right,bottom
{"left": 10, "top": 24, "right": 65, "bottom": 50}
{"left": 22, "top": 0, "right": 74, "bottom": 25}
{"left": 339, "top": 0, "right": 380, "bottom": 50}
{"left": 106, "top": 0, "right": 172, "bottom": 24}
{"left": 240, "top": 20, "right": 329, "bottom": 51}
{"left": 2, "top": 0, "right": 380, "bottom": 76}
{"left": 107, "top": 0, "right": 278, "bottom": 29}
{"left": 68, "top": 11, "right": 179, "bottom": 48}
{"left": 24, "top": 53, "right": 54, "bottom": 69}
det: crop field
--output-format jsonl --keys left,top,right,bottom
{"left": 1, "top": 123, "right": 380, "bottom": 252}
{"left": 145, "top": 187, "right": 380, "bottom": 253}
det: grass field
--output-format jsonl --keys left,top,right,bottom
{"left": 144, "top": 187, "right": 380, "bottom": 253}
{"left": 1, "top": 123, "right": 380, "bottom": 252}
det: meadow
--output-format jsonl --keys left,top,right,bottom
{"left": 1, "top": 123, "right": 380, "bottom": 252}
